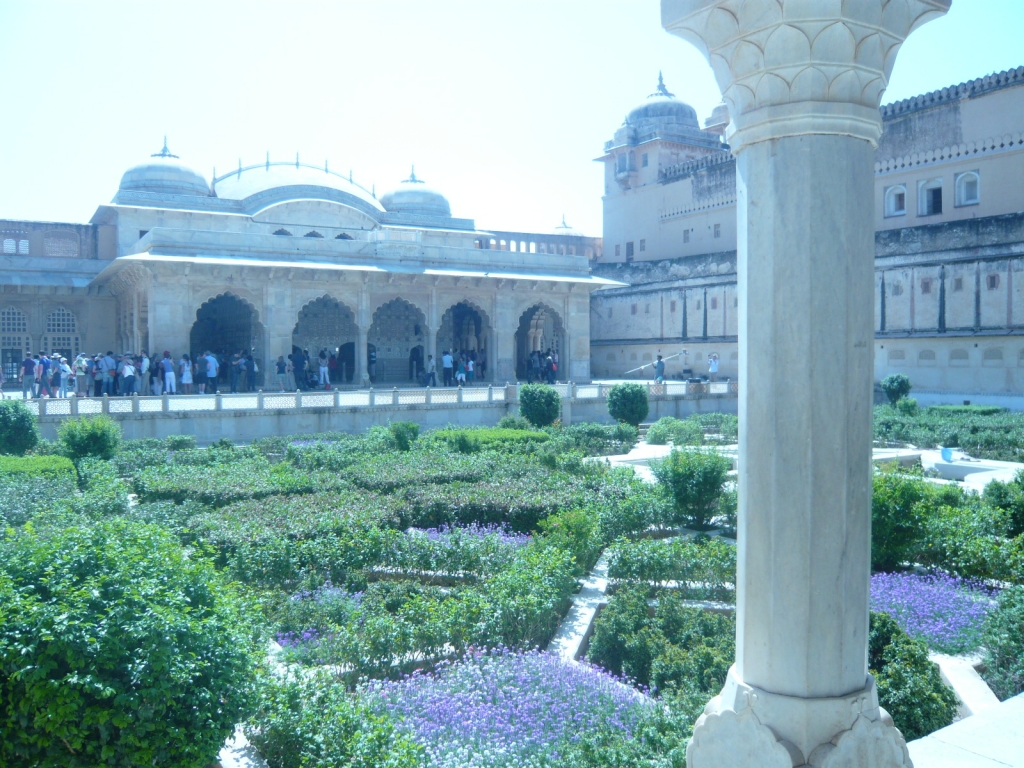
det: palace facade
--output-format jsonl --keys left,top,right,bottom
{"left": 591, "top": 67, "right": 1024, "bottom": 397}
{"left": 0, "top": 148, "right": 609, "bottom": 386}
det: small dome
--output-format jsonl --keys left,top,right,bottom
{"left": 553, "top": 215, "right": 582, "bottom": 237}
{"left": 626, "top": 73, "right": 700, "bottom": 129}
{"left": 118, "top": 139, "right": 210, "bottom": 197}
{"left": 380, "top": 168, "right": 451, "bottom": 217}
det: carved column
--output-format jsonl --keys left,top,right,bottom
{"left": 661, "top": 2, "right": 950, "bottom": 767}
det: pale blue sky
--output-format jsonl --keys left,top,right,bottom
{"left": 0, "top": 1, "right": 1021, "bottom": 236}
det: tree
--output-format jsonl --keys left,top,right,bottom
{"left": 0, "top": 400, "right": 39, "bottom": 456}
{"left": 651, "top": 449, "right": 731, "bottom": 530}
{"left": 519, "top": 384, "right": 561, "bottom": 427}
{"left": 608, "top": 383, "right": 649, "bottom": 427}
{"left": 880, "top": 374, "right": 913, "bottom": 406}
{"left": 57, "top": 415, "right": 122, "bottom": 461}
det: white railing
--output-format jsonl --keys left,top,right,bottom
{"left": 25, "top": 380, "right": 738, "bottom": 420}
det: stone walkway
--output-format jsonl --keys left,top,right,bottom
{"left": 908, "top": 693, "right": 1024, "bottom": 767}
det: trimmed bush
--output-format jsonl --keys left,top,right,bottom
{"left": 0, "top": 399, "right": 38, "bottom": 456}
{"left": 519, "top": 383, "right": 561, "bottom": 428}
{"left": 388, "top": 421, "right": 419, "bottom": 451}
{"left": 872, "top": 469, "right": 929, "bottom": 572}
{"left": 645, "top": 416, "right": 704, "bottom": 446}
{"left": 608, "top": 536, "right": 736, "bottom": 602}
{"left": 608, "top": 382, "right": 649, "bottom": 427}
{"left": 0, "top": 520, "right": 256, "bottom": 768}
{"left": 880, "top": 374, "right": 912, "bottom": 406}
{"left": 57, "top": 415, "right": 121, "bottom": 461}
{"left": 981, "top": 586, "right": 1024, "bottom": 700}
{"left": 425, "top": 427, "right": 549, "bottom": 452}
{"left": 497, "top": 414, "right": 532, "bottom": 430}
{"left": 650, "top": 449, "right": 732, "bottom": 530}
{"left": 0, "top": 454, "right": 76, "bottom": 484}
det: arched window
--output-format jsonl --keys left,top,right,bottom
{"left": 884, "top": 185, "right": 907, "bottom": 217}
{"left": 918, "top": 179, "right": 943, "bottom": 216}
{"left": 887, "top": 349, "right": 905, "bottom": 364}
{"left": 42, "top": 307, "right": 80, "bottom": 360}
{"left": 46, "top": 306, "right": 77, "bottom": 334}
{"left": 955, "top": 171, "right": 980, "bottom": 207}
{"left": 273, "top": 229, "right": 293, "bottom": 236}
{"left": 950, "top": 348, "right": 970, "bottom": 366}
{"left": 529, "top": 242, "right": 536, "bottom": 254}
{"left": 303, "top": 231, "right": 324, "bottom": 238}
{"left": 2, "top": 239, "right": 14, "bottom": 254}
{"left": 489, "top": 238, "right": 496, "bottom": 248}
{"left": 983, "top": 348, "right": 1004, "bottom": 366}
{"left": 918, "top": 349, "right": 936, "bottom": 365}
{"left": 335, "top": 233, "right": 353, "bottom": 240}
{"left": 510, "top": 240, "right": 517, "bottom": 253}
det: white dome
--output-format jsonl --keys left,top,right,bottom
{"left": 380, "top": 168, "right": 451, "bottom": 217}
{"left": 117, "top": 140, "right": 210, "bottom": 197}
{"left": 627, "top": 73, "right": 700, "bottom": 129}
{"left": 212, "top": 160, "right": 383, "bottom": 210}
{"left": 553, "top": 215, "right": 582, "bottom": 237}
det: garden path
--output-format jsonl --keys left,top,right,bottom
{"left": 908, "top": 693, "right": 1024, "bottom": 767}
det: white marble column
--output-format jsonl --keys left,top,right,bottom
{"left": 661, "top": 2, "right": 949, "bottom": 767}
{"left": 355, "top": 325, "right": 368, "bottom": 386}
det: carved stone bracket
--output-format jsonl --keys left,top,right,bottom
{"left": 662, "top": 0, "right": 952, "bottom": 149}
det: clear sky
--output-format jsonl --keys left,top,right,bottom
{"left": 0, "top": 0, "right": 1021, "bottom": 236}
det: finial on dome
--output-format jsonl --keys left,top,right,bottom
{"left": 151, "top": 136, "right": 179, "bottom": 159}
{"left": 296, "top": 152, "right": 300, "bottom": 169}
{"left": 266, "top": 151, "right": 270, "bottom": 171}
{"left": 653, "top": 71, "right": 675, "bottom": 98}
{"left": 325, "top": 159, "right": 329, "bottom": 173}
{"left": 349, "top": 169, "right": 353, "bottom": 182}
{"left": 407, "top": 165, "right": 423, "bottom": 184}
{"left": 238, "top": 158, "right": 242, "bottom": 179}
{"left": 561, "top": 214, "right": 568, "bottom": 228}
{"left": 372, "top": 183, "right": 376, "bottom": 199}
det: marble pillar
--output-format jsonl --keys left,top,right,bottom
{"left": 355, "top": 325, "right": 368, "bottom": 386}
{"left": 661, "top": 2, "right": 950, "bottom": 766}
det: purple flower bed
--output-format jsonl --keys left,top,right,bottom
{"left": 870, "top": 572, "right": 997, "bottom": 654}
{"left": 414, "top": 523, "right": 531, "bottom": 548}
{"left": 367, "top": 648, "right": 647, "bottom": 768}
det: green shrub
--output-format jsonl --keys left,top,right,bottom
{"left": 651, "top": 449, "right": 732, "bottom": 530}
{"left": 245, "top": 671, "right": 421, "bottom": 768}
{"left": 425, "top": 427, "right": 549, "bottom": 452}
{"left": 896, "top": 397, "right": 919, "bottom": 416}
{"left": 388, "top": 421, "right": 420, "bottom": 451}
{"left": 608, "top": 536, "right": 736, "bottom": 602}
{"left": 981, "top": 586, "right": 1024, "bottom": 700}
{"left": 928, "top": 404, "right": 1006, "bottom": 416}
{"left": 872, "top": 469, "right": 930, "bottom": 572}
{"left": 165, "top": 434, "right": 196, "bottom": 450}
{"left": 497, "top": 414, "right": 532, "bottom": 430}
{"left": 0, "top": 520, "right": 256, "bottom": 768}
{"left": 519, "top": 383, "right": 561, "bottom": 427}
{"left": 57, "top": 415, "right": 122, "bottom": 461}
{"left": 880, "top": 374, "right": 913, "bottom": 406}
{"left": 869, "top": 612, "right": 957, "bottom": 740}
{"left": 536, "top": 508, "right": 602, "bottom": 575}
{"left": 645, "top": 416, "right": 704, "bottom": 446}
{"left": 545, "top": 422, "right": 638, "bottom": 457}
{"left": 0, "top": 454, "right": 76, "bottom": 484}
{"left": 0, "top": 399, "right": 38, "bottom": 456}
{"left": 873, "top": 404, "right": 1024, "bottom": 462}
{"left": 608, "top": 382, "right": 649, "bottom": 427}
{"left": 984, "top": 470, "right": 1024, "bottom": 538}
{"left": 592, "top": 478, "right": 672, "bottom": 542}
{"left": 918, "top": 501, "right": 1012, "bottom": 580}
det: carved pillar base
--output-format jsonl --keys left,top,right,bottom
{"left": 688, "top": 668, "right": 911, "bottom": 768}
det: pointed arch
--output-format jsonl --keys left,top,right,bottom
{"left": 189, "top": 293, "right": 265, "bottom": 386}
{"left": 514, "top": 302, "right": 566, "bottom": 382}
{"left": 437, "top": 299, "right": 493, "bottom": 381}
{"left": 368, "top": 297, "right": 427, "bottom": 383}
{"left": 292, "top": 295, "right": 359, "bottom": 383}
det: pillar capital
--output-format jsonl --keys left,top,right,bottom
{"left": 662, "top": 0, "right": 951, "bottom": 150}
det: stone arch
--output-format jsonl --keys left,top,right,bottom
{"left": 514, "top": 302, "right": 566, "bottom": 382}
{"left": 437, "top": 299, "right": 493, "bottom": 382}
{"left": 189, "top": 293, "right": 265, "bottom": 386}
{"left": 292, "top": 296, "right": 358, "bottom": 384}
{"left": 368, "top": 297, "right": 427, "bottom": 383}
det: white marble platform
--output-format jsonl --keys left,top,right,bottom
{"left": 908, "top": 694, "right": 1024, "bottom": 767}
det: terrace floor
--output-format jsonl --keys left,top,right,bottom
{"left": 908, "top": 693, "right": 1024, "bottom": 767}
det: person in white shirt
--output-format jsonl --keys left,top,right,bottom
{"left": 161, "top": 352, "right": 177, "bottom": 394}
{"left": 139, "top": 352, "right": 151, "bottom": 395}
{"left": 425, "top": 355, "right": 437, "bottom": 387}
{"left": 204, "top": 352, "right": 220, "bottom": 394}
{"left": 708, "top": 354, "right": 719, "bottom": 382}
{"left": 441, "top": 351, "right": 454, "bottom": 387}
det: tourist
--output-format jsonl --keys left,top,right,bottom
{"left": 139, "top": 351, "right": 151, "bottom": 395}
{"left": 19, "top": 353, "right": 35, "bottom": 399}
{"left": 49, "top": 355, "right": 62, "bottom": 397}
{"left": 442, "top": 349, "right": 453, "bottom": 386}
{"left": 425, "top": 354, "right": 437, "bottom": 387}
{"left": 292, "top": 350, "right": 305, "bottom": 390}
{"left": 275, "top": 356, "right": 288, "bottom": 391}
{"left": 58, "top": 357, "right": 72, "bottom": 398}
{"left": 92, "top": 355, "right": 103, "bottom": 397}
{"left": 708, "top": 353, "right": 719, "bottom": 382}
{"left": 544, "top": 352, "right": 555, "bottom": 384}
{"left": 455, "top": 358, "right": 467, "bottom": 386}
{"left": 161, "top": 351, "right": 177, "bottom": 394}
{"left": 478, "top": 347, "right": 487, "bottom": 378}
{"left": 74, "top": 354, "right": 89, "bottom": 396}
{"left": 204, "top": 350, "right": 219, "bottom": 393}
{"left": 318, "top": 349, "right": 329, "bottom": 387}
{"left": 466, "top": 356, "right": 474, "bottom": 384}
{"left": 99, "top": 351, "right": 116, "bottom": 396}
{"left": 180, "top": 353, "right": 193, "bottom": 394}
{"left": 285, "top": 354, "right": 296, "bottom": 390}
{"left": 120, "top": 356, "right": 136, "bottom": 396}
{"left": 35, "top": 354, "right": 51, "bottom": 398}
{"left": 367, "top": 346, "right": 377, "bottom": 384}
{"left": 195, "top": 354, "right": 206, "bottom": 394}
{"left": 230, "top": 352, "right": 242, "bottom": 393}
{"left": 655, "top": 354, "right": 665, "bottom": 383}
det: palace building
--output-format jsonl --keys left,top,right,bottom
{"left": 591, "top": 67, "right": 1024, "bottom": 398}
{"left": 0, "top": 145, "right": 610, "bottom": 386}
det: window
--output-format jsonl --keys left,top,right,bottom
{"left": 642, "top": 153, "right": 649, "bottom": 168}
{"left": 139, "top": 230, "right": 149, "bottom": 239}
{"left": 273, "top": 229, "right": 293, "bottom": 236}
{"left": 919, "top": 350, "right": 936, "bottom": 365}
{"left": 1, "top": 307, "right": 28, "bottom": 333}
{"left": 617, "top": 155, "right": 627, "bottom": 173}
{"left": 950, "top": 349, "right": 969, "bottom": 366}
{"left": 984, "top": 348, "right": 1004, "bottom": 364}
{"left": 303, "top": 231, "right": 324, "bottom": 238}
{"left": 920, "top": 278, "right": 933, "bottom": 294}
{"left": 639, "top": 239, "right": 646, "bottom": 252}
{"left": 710, "top": 297, "right": 718, "bottom": 310}
{"left": 631, "top": 304, "right": 637, "bottom": 315}
{"left": 987, "top": 274, "right": 1001, "bottom": 290}
{"left": 714, "top": 223, "right": 721, "bottom": 238}
{"left": 644, "top": 303, "right": 650, "bottom": 314}
{"left": 17, "top": 240, "right": 28, "bottom": 255}
{"left": 888, "top": 349, "right": 906, "bottom": 363}
{"left": 670, "top": 300, "right": 677, "bottom": 313}
{"left": 683, "top": 230, "right": 690, "bottom": 244}
{"left": 3, "top": 239, "right": 15, "bottom": 254}
{"left": 884, "top": 185, "right": 907, "bottom": 217}
{"left": 626, "top": 242, "right": 634, "bottom": 260}
{"left": 46, "top": 307, "right": 77, "bottom": 334}
{"left": 615, "top": 244, "right": 621, "bottom": 258}
{"left": 696, "top": 300, "right": 702, "bottom": 310}
{"left": 953, "top": 277, "right": 964, "bottom": 292}
{"left": 335, "top": 233, "right": 353, "bottom": 240}
{"left": 955, "top": 171, "right": 980, "bottom": 207}
{"left": 890, "top": 282, "right": 903, "bottom": 297}
{"left": 918, "top": 179, "right": 943, "bottom": 216}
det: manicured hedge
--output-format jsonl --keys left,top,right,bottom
{"left": 0, "top": 454, "right": 76, "bottom": 484}
{"left": 874, "top": 404, "right": 1024, "bottom": 461}
{"left": 608, "top": 536, "right": 736, "bottom": 601}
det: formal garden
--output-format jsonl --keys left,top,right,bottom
{"left": 0, "top": 381, "right": 1022, "bottom": 767}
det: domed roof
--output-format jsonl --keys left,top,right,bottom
{"left": 626, "top": 73, "right": 700, "bottom": 129}
{"left": 553, "top": 215, "right": 582, "bottom": 237}
{"left": 380, "top": 168, "right": 451, "bottom": 217}
{"left": 212, "top": 158, "right": 383, "bottom": 211}
{"left": 117, "top": 139, "right": 211, "bottom": 197}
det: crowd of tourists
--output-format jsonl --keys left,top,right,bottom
{"left": 12, "top": 349, "right": 262, "bottom": 398}
{"left": 523, "top": 348, "right": 559, "bottom": 384}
